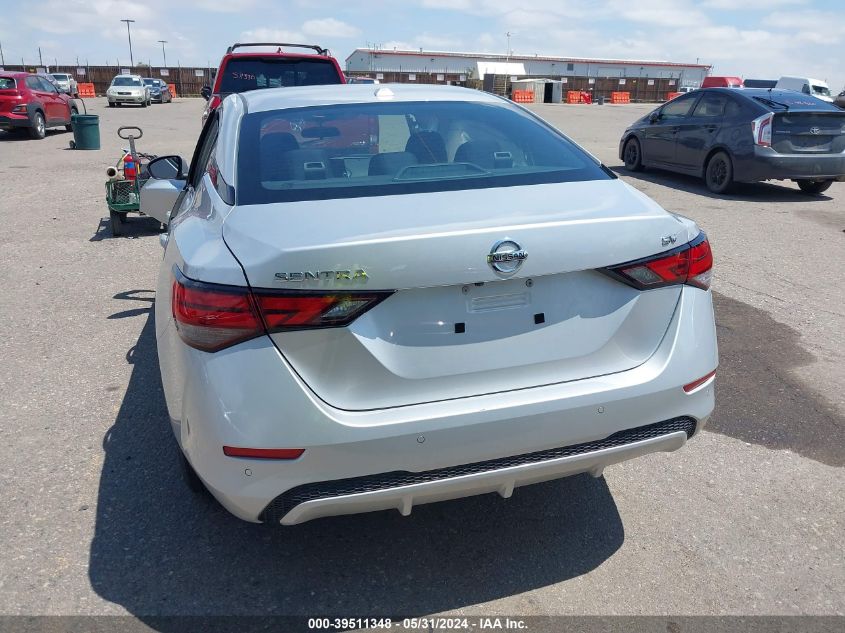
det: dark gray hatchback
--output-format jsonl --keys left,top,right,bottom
{"left": 619, "top": 88, "right": 845, "bottom": 195}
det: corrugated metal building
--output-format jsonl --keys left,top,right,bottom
{"left": 345, "top": 49, "right": 711, "bottom": 100}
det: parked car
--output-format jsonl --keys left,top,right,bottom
{"left": 200, "top": 42, "right": 345, "bottom": 123}
{"left": 676, "top": 86, "right": 697, "bottom": 94}
{"left": 0, "top": 72, "right": 78, "bottom": 139}
{"left": 743, "top": 79, "right": 777, "bottom": 89}
{"left": 49, "top": 73, "right": 79, "bottom": 97}
{"left": 835, "top": 90, "right": 845, "bottom": 110}
{"left": 143, "top": 78, "right": 172, "bottom": 103}
{"left": 348, "top": 76, "right": 380, "bottom": 84}
{"left": 139, "top": 84, "right": 716, "bottom": 525}
{"left": 106, "top": 75, "right": 151, "bottom": 107}
{"left": 701, "top": 76, "right": 742, "bottom": 89}
{"left": 775, "top": 76, "right": 833, "bottom": 103}
{"left": 620, "top": 88, "right": 845, "bottom": 195}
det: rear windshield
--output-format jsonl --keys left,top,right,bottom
{"left": 0, "top": 78, "right": 15, "bottom": 89}
{"left": 750, "top": 92, "right": 840, "bottom": 111}
{"left": 237, "top": 100, "right": 612, "bottom": 205}
{"left": 219, "top": 58, "right": 342, "bottom": 94}
{"left": 112, "top": 77, "right": 142, "bottom": 87}
{"left": 51, "top": 74, "right": 70, "bottom": 81}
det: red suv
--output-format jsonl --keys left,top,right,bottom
{"left": 0, "top": 72, "right": 78, "bottom": 139}
{"left": 200, "top": 42, "right": 345, "bottom": 122}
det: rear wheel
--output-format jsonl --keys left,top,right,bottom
{"left": 28, "top": 112, "right": 46, "bottom": 139}
{"left": 705, "top": 151, "right": 733, "bottom": 194}
{"left": 180, "top": 452, "right": 208, "bottom": 494}
{"left": 796, "top": 179, "right": 833, "bottom": 195}
{"left": 109, "top": 210, "right": 125, "bottom": 236}
{"left": 65, "top": 107, "right": 77, "bottom": 132}
{"left": 623, "top": 137, "right": 643, "bottom": 171}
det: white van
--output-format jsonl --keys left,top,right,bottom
{"left": 775, "top": 76, "right": 833, "bottom": 102}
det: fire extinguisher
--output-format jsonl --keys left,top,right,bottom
{"left": 123, "top": 153, "right": 137, "bottom": 181}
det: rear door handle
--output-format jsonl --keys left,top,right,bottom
{"left": 705, "top": 125, "right": 717, "bottom": 132}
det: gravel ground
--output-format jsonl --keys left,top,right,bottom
{"left": 0, "top": 98, "right": 842, "bottom": 625}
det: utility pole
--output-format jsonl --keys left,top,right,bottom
{"left": 0, "top": 41, "right": 5, "bottom": 66}
{"left": 121, "top": 19, "right": 136, "bottom": 67}
{"left": 505, "top": 31, "right": 513, "bottom": 62}
{"left": 158, "top": 40, "right": 167, "bottom": 67}
{"left": 38, "top": 46, "right": 43, "bottom": 66}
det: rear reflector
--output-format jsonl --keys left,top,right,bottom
{"left": 223, "top": 447, "right": 305, "bottom": 460}
{"left": 172, "top": 267, "right": 393, "bottom": 352}
{"left": 683, "top": 370, "right": 716, "bottom": 393}
{"left": 603, "top": 232, "right": 713, "bottom": 291}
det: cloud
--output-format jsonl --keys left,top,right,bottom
{"left": 702, "top": 0, "right": 806, "bottom": 8}
{"left": 24, "top": 0, "right": 152, "bottom": 35}
{"left": 188, "top": 0, "right": 258, "bottom": 12}
{"left": 239, "top": 27, "right": 306, "bottom": 43}
{"left": 302, "top": 18, "right": 361, "bottom": 39}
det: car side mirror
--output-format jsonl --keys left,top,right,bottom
{"left": 649, "top": 111, "right": 660, "bottom": 123}
{"left": 147, "top": 155, "right": 187, "bottom": 180}
{"left": 200, "top": 86, "right": 211, "bottom": 101}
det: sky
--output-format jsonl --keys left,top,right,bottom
{"left": 0, "top": 0, "right": 842, "bottom": 90}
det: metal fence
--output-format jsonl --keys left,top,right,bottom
{"left": 0, "top": 64, "right": 217, "bottom": 97}
{"left": 347, "top": 71, "right": 679, "bottom": 102}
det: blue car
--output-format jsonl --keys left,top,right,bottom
{"left": 143, "top": 78, "right": 173, "bottom": 104}
{"left": 620, "top": 88, "right": 845, "bottom": 195}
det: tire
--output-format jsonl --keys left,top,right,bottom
{"left": 180, "top": 452, "right": 207, "bottom": 494}
{"left": 796, "top": 179, "right": 833, "bottom": 195}
{"left": 623, "top": 137, "right": 644, "bottom": 171}
{"left": 28, "top": 112, "right": 46, "bottom": 139}
{"left": 109, "top": 210, "right": 125, "bottom": 236}
{"left": 65, "top": 107, "right": 77, "bottom": 132}
{"left": 141, "top": 99, "right": 148, "bottom": 108}
{"left": 705, "top": 151, "right": 734, "bottom": 194}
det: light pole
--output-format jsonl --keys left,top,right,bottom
{"left": 506, "top": 31, "right": 514, "bottom": 62}
{"left": 158, "top": 40, "right": 167, "bottom": 67}
{"left": 121, "top": 19, "right": 136, "bottom": 67}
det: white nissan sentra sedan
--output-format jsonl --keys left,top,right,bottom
{"left": 140, "top": 84, "right": 717, "bottom": 525}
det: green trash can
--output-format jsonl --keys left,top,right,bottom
{"left": 71, "top": 113, "right": 100, "bottom": 150}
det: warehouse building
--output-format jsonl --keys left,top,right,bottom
{"left": 345, "top": 48, "right": 711, "bottom": 102}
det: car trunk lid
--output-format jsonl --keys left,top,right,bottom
{"left": 772, "top": 112, "right": 845, "bottom": 154}
{"left": 223, "top": 179, "right": 696, "bottom": 410}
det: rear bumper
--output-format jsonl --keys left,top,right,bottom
{"left": 737, "top": 147, "right": 845, "bottom": 182}
{"left": 268, "top": 417, "right": 694, "bottom": 525}
{"left": 0, "top": 114, "right": 32, "bottom": 129}
{"left": 165, "top": 286, "right": 717, "bottom": 524}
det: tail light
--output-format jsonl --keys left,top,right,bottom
{"left": 602, "top": 232, "right": 713, "bottom": 291}
{"left": 172, "top": 267, "right": 392, "bottom": 352}
{"left": 751, "top": 113, "right": 773, "bottom": 147}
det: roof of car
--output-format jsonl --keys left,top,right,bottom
{"left": 238, "top": 83, "right": 503, "bottom": 114}
{"left": 706, "top": 87, "right": 841, "bottom": 111}
{"left": 0, "top": 72, "right": 30, "bottom": 78}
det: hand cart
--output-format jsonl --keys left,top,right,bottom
{"left": 104, "top": 126, "right": 157, "bottom": 236}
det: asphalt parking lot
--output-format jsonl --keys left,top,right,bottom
{"left": 0, "top": 98, "right": 843, "bottom": 622}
